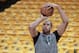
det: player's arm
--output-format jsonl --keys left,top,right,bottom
{"left": 29, "top": 15, "right": 48, "bottom": 37}
{"left": 52, "top": 4, "right": 69, "bottom": 36}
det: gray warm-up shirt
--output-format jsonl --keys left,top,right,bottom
{"left": 33, "top": 31, "right": 61, "bottom": 53}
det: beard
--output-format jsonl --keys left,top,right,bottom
{"left": 42, "top": 29, "right": 50, "bottom": 35}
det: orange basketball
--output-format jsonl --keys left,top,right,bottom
{"left": 40, "top": 6, "right": 54, "bottom": 17}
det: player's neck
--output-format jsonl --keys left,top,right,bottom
{"left": 43, "top": 32, "right": 50, "bottom": 35}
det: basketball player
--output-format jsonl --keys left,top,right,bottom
{"left": 29, "top": 3, "right": 69, "bottom": 53}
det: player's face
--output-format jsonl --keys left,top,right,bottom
{"left": 42, "top": 21, "right": 52, "bottom": 34}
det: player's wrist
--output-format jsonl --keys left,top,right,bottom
{"left": 56, "top": 5, "right": 61, "bottom": 9}
{"left": 40, "top": 15, "right": 48, "bottom": 19}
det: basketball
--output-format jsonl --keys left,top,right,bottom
{"left": 40, "top": 5, "right": 54, "bottom": 17}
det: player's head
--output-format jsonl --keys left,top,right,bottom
{"left": 42, "top": 20, "right": 53, "bottom": 34}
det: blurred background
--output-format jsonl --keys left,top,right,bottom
{"left": 0, "top": 0, "right": 79, "bottom": 53}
